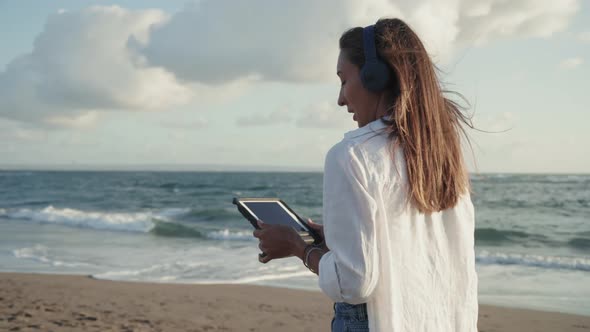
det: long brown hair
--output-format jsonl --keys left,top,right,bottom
{"left": 339, "top": 18, "right": 472, "bottom": 213}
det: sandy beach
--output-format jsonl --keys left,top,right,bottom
{"left": 0, "top": 272, "right": 588, "bottom": 332}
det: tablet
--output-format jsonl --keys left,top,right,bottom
{"left": 232, "top": 197, "right": 321, "bottom": 245}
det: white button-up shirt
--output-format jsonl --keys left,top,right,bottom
{"left": 318, "top": 118, "right": 478, "bottom": 331}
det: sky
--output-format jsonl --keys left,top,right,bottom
{"left": 0, "top": 0, "right": 588, "bottom": 173}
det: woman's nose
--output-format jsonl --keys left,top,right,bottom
{"left": 337, "top": 91, "right": 346, "bottom": 107}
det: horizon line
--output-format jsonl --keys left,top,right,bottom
{"left": 0, "top": 164, "right": 588, "bottom": 175}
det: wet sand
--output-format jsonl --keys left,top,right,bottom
{"left": 1, "top": 272, "right": 589, "bottom": 331}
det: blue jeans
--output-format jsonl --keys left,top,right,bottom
{"left": 331, "top": 302, "right": 369, "bottom": 332}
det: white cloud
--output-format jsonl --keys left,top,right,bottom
{"left": 455, "top": 0, "right": 579, "bottom": 46}
{"left": 0, "top": 119, "right": 48, "bottom": 142}
{"left": 0, "top": 6, "right": 193, "bottom": 127}
{"left": 163, "top": 118, "right": 208, "bottom": 129}
{"left": 141, "top": 0, "right": 579, "bottom": 81}
{"left": 559, "top": 57, "right": 584, "bottom": 70}
{"left": 236, "top": 107, "right": 292, "bottom": 126}
{"left": 140, "top": 0, "right": 400, "bottom": 84}
{"left": 44, "top": 112, "right": 100, "bottom": 129}
{"left": 296, "top": 101, "right": 354, "bottom": 129}
{"left": 234, "top": 101, "right": 355, "bottom": 129}
{"left": 473, "top": 111, "right": 516, "bottom": 133}
{"left": 0, "top": 1, "right": 580, "bottom": 128}
{"left": 578, "top": 31, "right": 590, "bottom": 42}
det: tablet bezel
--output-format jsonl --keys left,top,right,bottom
{"left": 232, "top": 197, "right": 321, "bottom": 245}
{"left": 237, "top": 198, "right": 309, "bottom": 231}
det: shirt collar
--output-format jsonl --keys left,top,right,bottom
{"left": 343, "top": 117, "right": 390, "bottom": 139}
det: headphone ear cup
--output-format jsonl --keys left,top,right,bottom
{"left": 361, "top": 60, "right": 391, "bottom": 92}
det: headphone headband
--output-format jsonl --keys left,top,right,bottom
{"left": 360, "top": 23, "right": 391, "bottom": 92}
{"left": 363, "top": 25, "right": 378, "bottom": 64}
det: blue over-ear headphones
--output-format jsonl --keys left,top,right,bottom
{"left": 361, "top": 25, "right": 391, "bottom": 92}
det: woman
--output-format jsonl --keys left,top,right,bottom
{"left": 253, "top": 18, "right": 478, "bottom": 331}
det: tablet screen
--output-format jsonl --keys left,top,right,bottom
{"left": 241, "top": 201, "right": 307, "bottom": 231}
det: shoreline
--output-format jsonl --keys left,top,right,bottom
{"left": 1, "top": 272, "right": 589, "bottom": 331}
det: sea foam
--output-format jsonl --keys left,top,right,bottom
{"left": 3, "top": 206, "right": 154, "bottom": 233}
{"left": 476, "top": 250, "right": 590, "bottom": 272}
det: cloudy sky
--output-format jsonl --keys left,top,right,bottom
{"left": 0, "top": 0, "right": 588, "bottom": 173}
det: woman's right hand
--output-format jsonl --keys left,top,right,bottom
{"left": 307, "top": 218, "right": 329, "bottom": 251}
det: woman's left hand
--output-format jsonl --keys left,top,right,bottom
{"left": 253, "top": 220, "right": 307, "bottom": 264}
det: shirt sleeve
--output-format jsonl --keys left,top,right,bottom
{"left": 318, "top": 143, "right": 379, "bottom": 304}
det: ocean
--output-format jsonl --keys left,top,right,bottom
{"left": 0, "top": 171, "right": 588, "bottom": 316}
